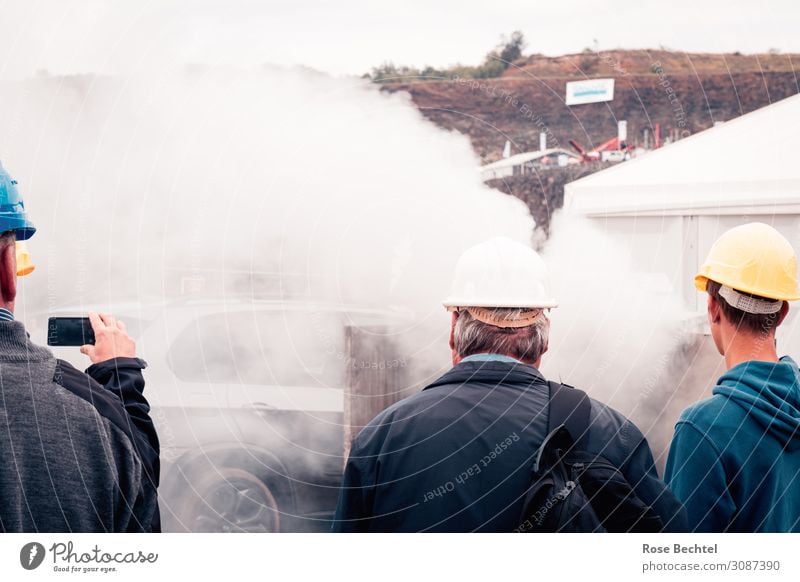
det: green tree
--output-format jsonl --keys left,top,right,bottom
{"left": 472, "top": 31, "right": 527, "bottom": 78}
{"left": 498, "top": 31, "right": 526, "bottom": 66}
{"left": 365, "top": 31, "right": 528, "bottom": 83}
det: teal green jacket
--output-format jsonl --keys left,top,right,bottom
{"left": 665, "top": 356, "right": 800, "bottom": 532}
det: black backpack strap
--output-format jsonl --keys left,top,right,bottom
{"left": 547, "top": 381, "right": 591, "bottom": 446}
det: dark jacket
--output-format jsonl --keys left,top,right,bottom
{"left": 665, "top": 356, "right": 800, "bottom": 532}
{"left": 0, "top": 321, "right": 160, "bottom": 532}
{"left": 332, "top": 359, "right": 687, "bottom": 532}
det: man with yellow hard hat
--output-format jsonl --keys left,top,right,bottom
{"left": 665, "top": 222, "right": 800, "bottom": 532}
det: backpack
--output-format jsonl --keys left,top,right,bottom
{"left": 516, "top": 381, "right": 665, "bottom": 533}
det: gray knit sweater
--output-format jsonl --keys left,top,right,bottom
{"left": 0, "top": 320, "right": 159, "bottom": 532}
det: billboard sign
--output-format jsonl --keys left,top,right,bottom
{"left": 565, "top": 78, "right": 615, "bottom": 105}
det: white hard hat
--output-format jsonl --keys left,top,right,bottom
{"left": 442, "top": 237, "right": 558, "bottom": 309}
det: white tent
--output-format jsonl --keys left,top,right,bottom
{"left": 564, "top": 93, "right": 800, "bottom": 312}
{"left": 565, "top": 93, "right": 800, "bottom": 217}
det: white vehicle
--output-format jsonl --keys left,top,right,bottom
{"left": 40, "top": 297, "right": 409, "bottom": 532}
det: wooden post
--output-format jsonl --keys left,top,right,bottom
{"left": 343, "top": 325, "right": 409, "bottom": 464}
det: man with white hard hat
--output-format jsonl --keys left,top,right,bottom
{"left": 333, "top": 237, "right": 686, "bottom": 532}
{"left": 666, "top": 223, "right": 800, "bottom": 532}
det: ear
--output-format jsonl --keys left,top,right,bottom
{"left": 708, "top": 293, "right": 722, "bottom": 324}
{"left": 448, "top": 311, "right": 458, "bottom": 352}
{"left": 542, "top": 311, "right": 550, "bottom": 356}
{"left": 0, "top": 240, "right": 17, "bottom": 304}
{"left": 777, "top": 301, "right": 790, "bottom": 327}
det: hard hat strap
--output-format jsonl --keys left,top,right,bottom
{"left": 448, "top": 306, "right": 546, "bottom": 328}
{"left": 718, "top": 285, "right": 783, "bottom": 315}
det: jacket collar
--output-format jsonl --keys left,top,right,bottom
{"left": 0, "top": 320, "right": 53, "bottom": 362}
{"left": 423, "top": 359, "right": 545, "bottom": 391}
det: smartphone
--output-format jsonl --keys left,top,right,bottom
{"left": 47, "top": 317, "right": 95, "bottom": 346}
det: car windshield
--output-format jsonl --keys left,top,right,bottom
{"left": 167, "top": 309, "right": 345, "bottom": 387}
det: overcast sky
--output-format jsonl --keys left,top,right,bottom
{"left": 0, "top": 0, "right": 797, "bottom": 79}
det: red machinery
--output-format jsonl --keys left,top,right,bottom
{"left": 568, "top": 135, "right": 634, "bottom": 162}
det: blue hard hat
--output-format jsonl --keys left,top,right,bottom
{"left": 0, "top": 161, "right": 35, "bottom": 240}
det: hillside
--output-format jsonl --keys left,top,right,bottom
{"left": 382, "top": 50, "right": 800, "bottom": 162}
{"left": 506, "top": 48, "right": 800, "bottom": 78}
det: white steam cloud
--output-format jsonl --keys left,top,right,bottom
{"left": 2, "top": 69, "right": 694, "bottom": 458}
{"left": 1, "top": 67, "right": 537, "bottom": 531}
{"left": 2, "top": 67, "right": 532, "bottom": 358}
{"left": 0, "top": 64, "right": 696, "bottom": 526}
{"left": 541, "top": 213, "right": 688, "bottom": 464}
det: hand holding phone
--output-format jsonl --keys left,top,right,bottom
{"left": 80, "top": 312, "right": 136, "bottom": 364}
{"left": 48, "top": 312, "right": 136, "bottom": 364}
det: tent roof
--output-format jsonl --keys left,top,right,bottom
{"left": 565, "top": 93, "right": 800, "bottom": 217}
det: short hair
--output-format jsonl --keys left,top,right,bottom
{"left": 453, "top": 307, "right": 550, "bottom": 363}
{"left": 706, "top": 280, "right": 782, "bottom": 335}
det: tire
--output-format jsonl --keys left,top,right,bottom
{"left": 177, "top": 467, "right": 281, "bottom": 532}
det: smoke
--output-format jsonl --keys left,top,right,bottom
{"left": 0, "top": 59, "right": 711, "bottom": 529}
{"left": 1, "top": 67, "right": 535, "bottom": 530}
{"left": 3, "top": 67, "right": 532, "bottom": 353}
{"left": 540, "top": 213, "right": 688, "bottom": 464}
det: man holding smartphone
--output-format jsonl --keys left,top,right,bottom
{"left": 0, "top": 162, "right": 160, "bottom": 532}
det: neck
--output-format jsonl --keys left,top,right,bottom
{"left": 452, "top": 352, "right": 541, "bottom": 368}
{"left": 724, "top": 331, "right": 779, "bottom": 369}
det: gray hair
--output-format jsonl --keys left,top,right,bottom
{"left": 452, "top": 307, "right": 550, "bottom": 363}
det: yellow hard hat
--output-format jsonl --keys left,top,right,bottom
{"left": 16, "top": 240, "right": 35, "bottom": 276}
{"left": 694, "top": 222, "right": 800, "bottom": 301}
